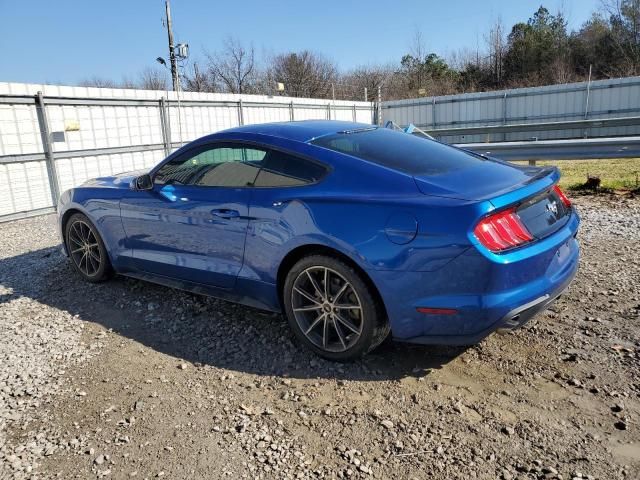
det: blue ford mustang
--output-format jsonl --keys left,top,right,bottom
{"left": 58, "top": 120, "right": 580, "bottom": 360}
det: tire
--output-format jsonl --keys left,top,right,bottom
{"left": 64, "top": 213, "right": 112, "bottom": 283}
{"left": 283, "top": 254, "right": 389, "bottom": 361}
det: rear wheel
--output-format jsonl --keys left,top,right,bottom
{"left": 65, "top": 213, "right": 112, "bottom": 283}
{"left": 283, "top": 255, "right": 389, "bottom": 361}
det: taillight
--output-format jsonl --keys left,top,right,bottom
{"left": 474, "top": 208, "right": 533, "bottom": 252}
{"left": 553, "top": 185, "right": 571, "bottom": 208}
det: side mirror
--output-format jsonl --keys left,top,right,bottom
{"left": 133, "top": 174, "right": 153, "bottom": 191}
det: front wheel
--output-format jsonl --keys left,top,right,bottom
{"left": 283, "top": 255, "right": 389, "bottom": 361}
{"left": 65, "top": 213, "right": 112, "bottom": 283}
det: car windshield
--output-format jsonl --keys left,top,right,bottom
{"left": 310, "top": 127, "right": 487, "bottom": 176}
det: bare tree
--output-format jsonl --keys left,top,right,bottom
{"left": 79, "top": 77, "right": 118, "bottom": 88}
{"left": 399, "top": 28, "right": 459, "bottom": 97}
{"left": 409, "top": 29, "right": 427, "bottom": 63}
{"left": 266, "top": 50, "right": 337, "bottom": 98}
{"left": 551, "top": 5, "right": 575, "bottom": 83}
{"left": 404, "top": 29, "right": 429, "bottom": 93}
{"left": 550, "top": 56, "right": 576, "bottom": 83}
{"left": 120, "top": 76, "right": 137, "bottom": 89}
{"left": 486, "top": 17, "right": 507, "bottom": 84}
{"left": 206, "top": 37, "right": 257, "bottom": 94}
{"left": 138, "top": 68, "right": 168, "bottom": 90}
{"left": 601, "top": 0, "right": 640, "bottom": 74}
{"left": 447, "top": 48, "right": 479, "bottom": 70}
{"left": 341, "top": 64, "right": 396, "bottom": 101}
{"left": 183, "top": 62, "right": 218, "bottom": 92}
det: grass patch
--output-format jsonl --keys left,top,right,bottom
{"left": 513, "top": 158, "right": 640, "bottom": 191}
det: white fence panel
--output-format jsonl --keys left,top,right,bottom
{"left": 243, "top": 104, "right": 290, "bottom": 125}
{"left": 0, "top": 161, "right": 52, "bottom": 217}
{"left": 331, "top": 107, "right": 354, "bottom": 122}
{"left": 0, "top": 104, "right": 41, "bottom": 156}
{"left": 354, "top": 108, "right": 373, "bottom": 124}
{"left": 55, "top": 149, "right": 166, "bottom": 193}
{"left": 293, "top": 105, "right": 328, "bottom": 121}
{"left": 168, "top": 104, "right": 239, "bottom": 144}
{"left": 0, "top": 82, "right": 373, "bottom": 221}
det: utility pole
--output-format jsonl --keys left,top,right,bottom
{"left": 193, "top": 62, "right": 200, "bottom": 90}
{"left": 165, "top": 0, "right": 179, "bottom": 91}
{"left": 377, "top": 85, "right": 382, "bottom": 126}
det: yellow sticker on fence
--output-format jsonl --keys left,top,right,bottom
{"left": 64, "top": 120, "right": 80, "bottom": 132}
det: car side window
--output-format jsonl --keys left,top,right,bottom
{"left": 154, "top": 145, "right": 267, "bottom": 187}
{"left": 253, "top": 150, "right": 327, "bottom": 187}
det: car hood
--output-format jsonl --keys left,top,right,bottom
{"left": 413, "top": 160, "right": 554, "bottom": 201}
{"left": 81, "top": 169, "right": 146, "bottom": 189}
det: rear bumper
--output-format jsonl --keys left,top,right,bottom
{"left": 401, "top": 255, "right": 577, "bottom": 345}
{"left": 368, "top": 210, "right": 580, "bottom": 345}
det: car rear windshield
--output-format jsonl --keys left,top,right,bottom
{"left": 310, "top": 127, "right": 487, "bottom": 175}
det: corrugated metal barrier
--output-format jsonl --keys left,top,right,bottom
{"left": 382, "top": 76, "right": 640, "bottom": 143}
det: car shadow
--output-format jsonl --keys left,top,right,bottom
{"left": 0, "top": 245, "right": 468, "bottom": 381}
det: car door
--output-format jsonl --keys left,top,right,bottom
{"left": 244, "top": 149, "right": 330, "bottom": 283}
{"left": 119, "top": 143, "right": 267, "bottom": 289}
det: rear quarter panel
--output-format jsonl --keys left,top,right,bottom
{"left": 242, "top": 140, "right": 479, "bottom": 287}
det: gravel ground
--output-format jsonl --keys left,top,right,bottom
{"left": 0, "top": 194, "right": 638, "bottom": 480}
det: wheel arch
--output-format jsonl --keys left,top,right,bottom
{"left": 61, "top": 207, "right": 83, "bottom": 231}
{"left": 60, "top": 206, "right": 115, "bottom": 266}
{"left": 276, "top": 244, "right": 389, "bottom": 321}
{"left": 60, "top": 207, "right": 84, "bottom": 254}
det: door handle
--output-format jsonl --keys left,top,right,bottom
{"left": 211, "top": 209, "right": 240, "bottom": 219}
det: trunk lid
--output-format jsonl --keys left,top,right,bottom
{"left": 468, "top": 164, "right": 571, "bottom": 243}
{"left": 413, "top": 158, "right": 555, "bottom": 201}
{"left": 514, "top": 185, "right": 572, "bottom": 239}
{"left": 414, "top": 159, "right": 570, "bottom": 242}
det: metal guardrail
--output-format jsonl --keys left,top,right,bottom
{"left": 459, "top": 136, "right": 640, "bottom": 163}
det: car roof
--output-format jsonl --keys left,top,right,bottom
{"left": 221, "top": 120, "right": 376, "bottom": 143}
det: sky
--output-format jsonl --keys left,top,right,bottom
{"left": 1, "top": 0, "right": 602, "bottom": 85}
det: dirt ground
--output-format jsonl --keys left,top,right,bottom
{"left": 0, "top": 194, "right": 639, "bottom": 480}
